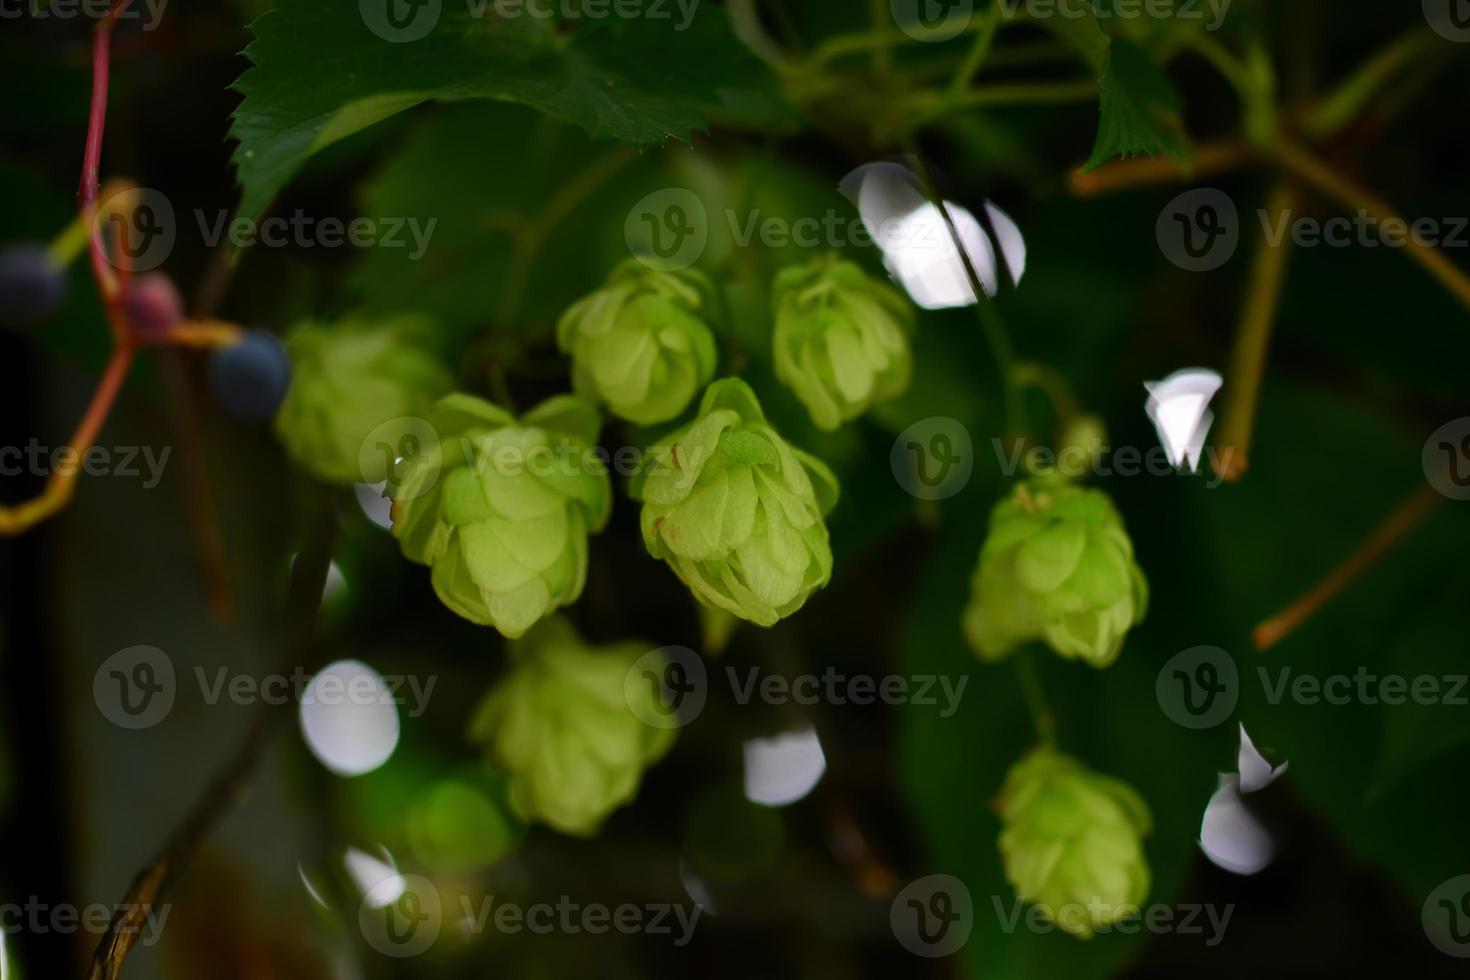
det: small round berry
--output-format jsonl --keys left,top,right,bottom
{"left": 209, "top": 329, "right": 292, "bottom": 421}
{"left": 0, "top": 243, "right": 67, "bottom": 326}
{"left": 122, "top": 273, "right": 185, "bottom": 338}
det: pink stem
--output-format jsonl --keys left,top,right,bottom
{"left": 81, "top": 1, "right": 132, "bottom": 297}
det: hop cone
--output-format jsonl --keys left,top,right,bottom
{"left": 274, "top": 315, "right": 452, "bottom": 484}
{"left": 772, "top": 255, "right": 913, "bottom": 431}
{"left": 635, "top": 378, "right": 839, "bottom": 627}
{"left": 391, "top": 394, "right": 611, "bottom": 638}
{"left": 556, "top": 259, "right": 718, "bottom": 425}
{"left": 998, "top": 748, "right": 1152, "bottom": 938}
{"left": 963, "top": 480, "right": 1147, "bottom": 667}
{"left": 469, "top": 617, "right": 674, "bottom": 836}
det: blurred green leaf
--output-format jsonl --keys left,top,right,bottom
{"left": 229, "top": 0, "right": 786, "bottom": 219}
{"left": 1083, "top": 38, "right": 1189, "bottom": 172}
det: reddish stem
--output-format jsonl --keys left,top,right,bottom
{"left": 81, "top": 1, "right": 133, "bottom": 301}
{"left": 71, "top": 342, "right": 137, "bottom": 451}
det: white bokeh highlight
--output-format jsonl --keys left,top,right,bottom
{"left": 743, "top": 727, "right": 826, "bottom": 807}
{"left": 1199, "top": 724, "right": 1289, "bottom": 876}
{"left": 1145, "top": 368, "right": 1223, "bottom": 471}
{"left": 842, "top": 160, "right": 1024, "bottom": 310}
{"left": 299, "top": 659, "right": 401, "bottom": 777}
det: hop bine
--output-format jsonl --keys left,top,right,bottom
{"left": 634, "top": 378, "right": 839, "bottom": 627}
{"left": 772, "top": 254, "right": 914, "bottom": 431}
{"left": 469, "top": 617, "right": 675, "bottom": 836}
{"left": 998, "top": 747, "right": 1152, "bottom": 938}
{"left": 964, "top": 480, "right": 1147, "bottom": 667}
{"left": 557, "top": 259, "right": 718, "bottom": 425}
{"left": 390, "top": 394, "right": 612, "bottom": 638}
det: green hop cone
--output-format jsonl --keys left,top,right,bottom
{"left": 998, "top": 748, "right": 1152, "bottom": 938}
{"left": 469, "top": 617, "right": 674, "bottom": 836}
{"left": 635, "top": 378, "right": 839, "bottom": 627}
{"left": 556, "top": 259, "right": 718, "bottom": 425}
{"left": 390, "top": 393, "right": 611, "bottom": 638}
{"left": 772, "top": 255, "right": 914, "bottom": 431}
{"left": 274, "top": 315, "right": 453, "bottom": 484}
{"left": 962, "top": 480, "right": 1147, "bottom": 667}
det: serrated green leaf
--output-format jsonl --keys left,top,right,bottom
{"left": 228, "top": 0, "right": 786, "bottom": 219}
{"left": 1082, "top": 37, "right": 1190, "bottom": 172}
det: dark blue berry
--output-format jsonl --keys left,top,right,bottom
{"left": 0, "top": 243, "right": 67, "bottom": 326}
{"left": 209, "top": 329, "right": 291, "bottom": 421}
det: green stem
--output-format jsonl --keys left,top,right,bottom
{"left": 947, "top": 2, "right": 1003, "bottom": 95}
{"left": 1014, "top": 650, "right": 1056, "bottom": 746}
{"left": 496, "top": 145, "right": 636, "bottom": 326}
{"left": 907, "top": 146, "right": 1025, "bottom": 438}
{"left": 1214, "top": 183, "right": 1296, "bottom": 483}
{"left": 1303, "top": 26, "right": 1445, "bottom": 138}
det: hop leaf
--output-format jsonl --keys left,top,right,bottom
{"left": 469, "top": 617, "right": 674, "bottom": 836}
{"left": 772, "top": 255, "right": 914, "bottom": 431}
{"left": 390, "top": 393, "right": 612, "bottom": 638}
{"left": 274, "top": 315, "right": 452, "bottom": 484}
{"left": 635, "top": 378, "right": 838, "bottom": 627}
{"left": 557, "top": 260, "right": 719, "bottom": 425}
{"left": 998, "top": 747, "right": 1152, "bottom": 938}
{"left": 963, "top": 480, "right": 1147, "bottom": 667}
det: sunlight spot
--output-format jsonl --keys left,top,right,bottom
{"left": 1144, "top": 368, "right": 1223, "bottom": 471}
{"left": 743, "top": 727, "right": 826, "bottom": 807}
{"left": 841, "top": 160, "right": 1024, "bottom": 310}
{"left": 355, "top": 481, "right": 394, "bottom": 531}
{"left": 299, "top": 659, "right": 400, "bottom": 777}
{"left": 345, "top": 846, "right": 405, "bottom": 908}
{"left": 1199, "top": 724, "right": 1288, "bottom": 876}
